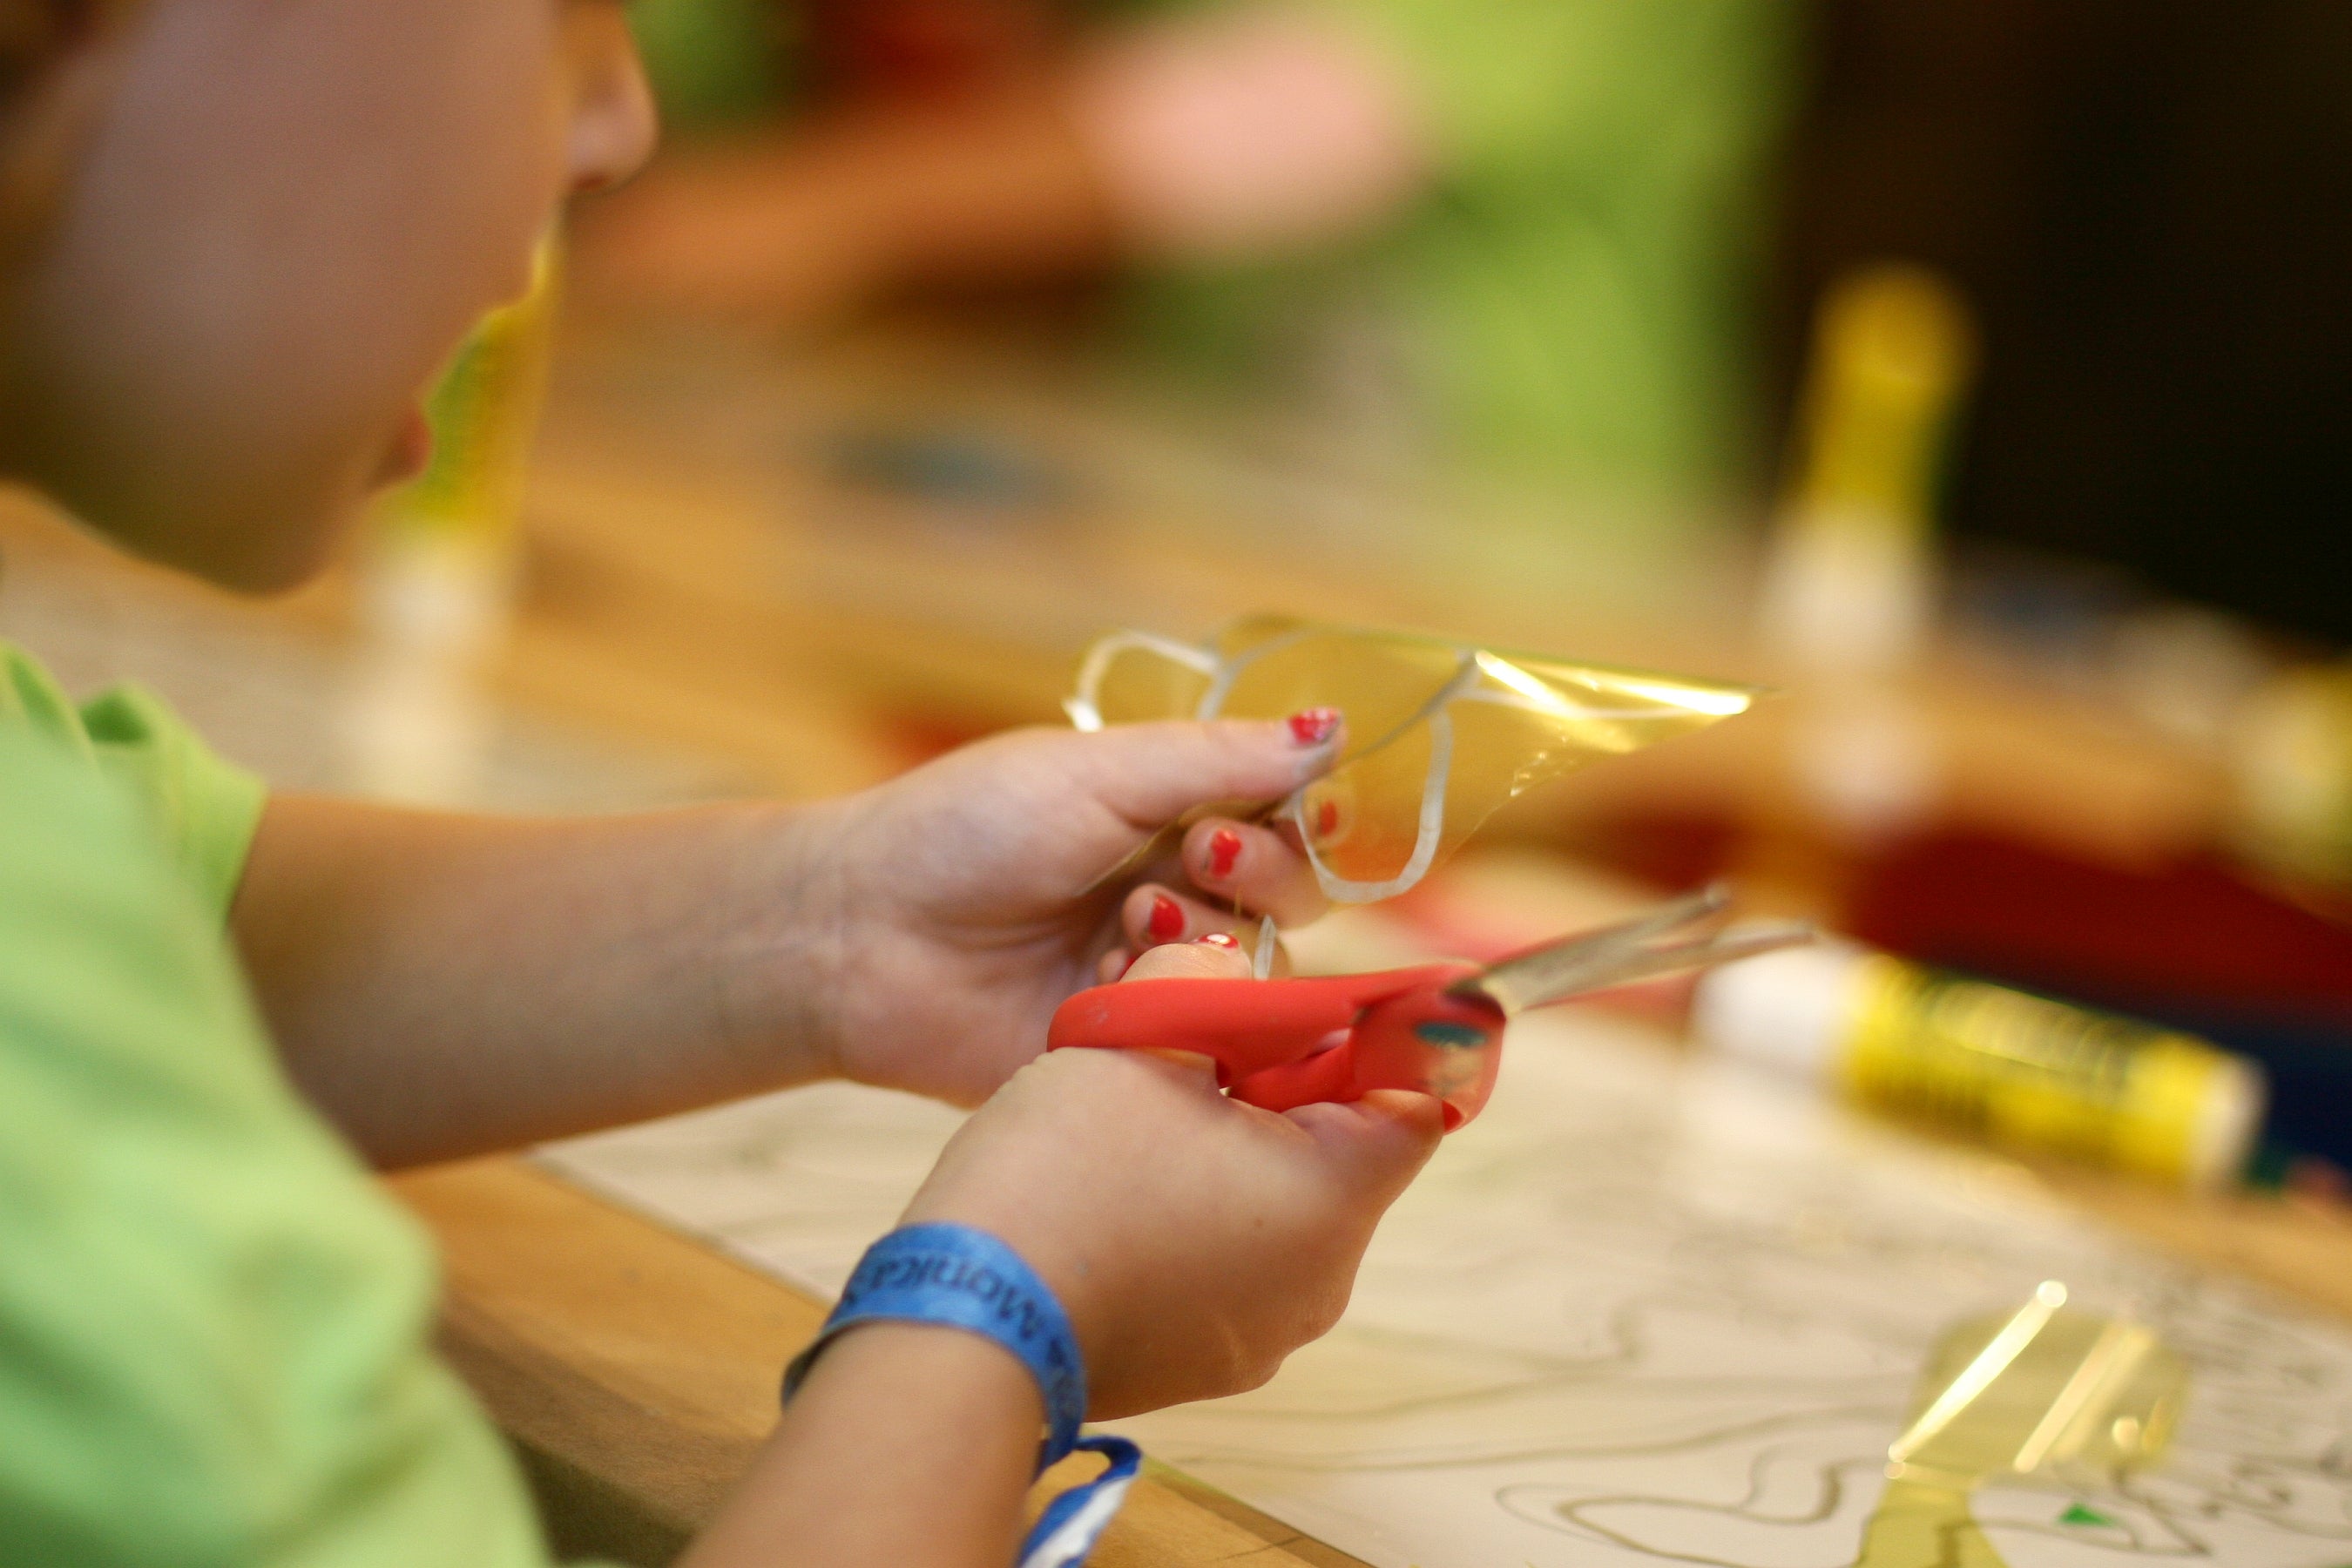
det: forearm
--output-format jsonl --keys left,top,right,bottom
{"left": 575, "top": 85, "right": 1113, "bottom": 324}
{"left": 680, "top": 1323, "right": 1041, "bottom": 1568}
{"left": 230, "top": 792, "right": 846, "bottom": 1167}
{"left": 816, "top": 87, "right": 1116, "bottom": 295}
{"left": 578, "top": 3, "right": 1433, "bottom": 325}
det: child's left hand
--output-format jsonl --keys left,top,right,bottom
{"left": 792, "top": 715, "right": 1342, "bottom": 1105}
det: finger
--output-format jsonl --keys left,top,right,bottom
{"left": 1182, "top": 816, "right": 1329, "bottom": 929}
{"left": 1285, "top": 1089, "right": 1445, "bottom": 1199}
{"left": 1120, "top": 883, "right": 1233, "bottom": 950}
{"left": 1096, "top": 946, "right": 1134, "bottom": 983}
{"left": 1119, "top": 888, "right": 1297, "bottom": 975}
{"left": 1121, "top": 933, "right": 1255, "bottom": 982}
{"left": 1071, "top": 713, "right": 1345, "bottom": 833}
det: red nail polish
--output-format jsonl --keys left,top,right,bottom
{"left": 1198, "top": 931, "right": 1240, "bottom": 950}
{"left": 1206, "top": 828, "right": 1242, "bottom": 878}
{"left": 1287, "top": 707, "right": 1342, "bottom": 747}
{"left": 1315, "top": 798, "right": 1339, "bottom": 839}
{"left": 1146, "top": 894, "right": 1185, "bottom": 943}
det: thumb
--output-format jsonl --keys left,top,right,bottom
{"left": 1119, "top": 934, "right": 1254, "bottom": 983}
{"left": 1071, "top": 715, "right": 1343, "bottom": 830}
{"left": 1285, "top": 1088, "right": 1443, "bottom": 1202}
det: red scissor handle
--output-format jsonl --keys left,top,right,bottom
{"left": 1045, "top": 963, "right": 1507, "bottom": 1130}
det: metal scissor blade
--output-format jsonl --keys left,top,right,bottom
{"left": 1460, "top": 886, "right": 1723, "bottom": 1013}
{"left": 1460, "top": 886, "right": 1809, "bottom": 1013}
{"left": 1494, "top": 922, "right": 1814, "bottom": 1011}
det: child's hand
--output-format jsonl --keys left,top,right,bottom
{"left": 900, "top": 936, "right": 1443, "bottom": 1416}
{"left": 797, "top": 716, "right": 1344, "bottom": 1105}
{"left": 226, "top": 713, "right": 1342, "bottom": 1166}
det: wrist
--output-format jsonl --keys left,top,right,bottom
{"left": 797, "top": 1317, "right": 1044, "bottom": 1429}
{"left": 710, "top": 796, "right": 858, "bottom": 1085}
{"left": 781, "top": 1222, "right": 1146, "bottom": 1568}
{"left": 695, "top": 1321, "right": 1037, "bottom": 1568}
{"left": 784, "top": 1223, "right": 1088, "bottom": 1462}
{"left": 896, "top": 1200, "right": 1115, "bottom": 1382}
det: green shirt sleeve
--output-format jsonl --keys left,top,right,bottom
{"left": 0, "top": 645, "right": 266, "bottom": 919}
{"left": 0, "top": 651, "right": 585, "bottom": 1567}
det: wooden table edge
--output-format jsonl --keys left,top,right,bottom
{"left": 395, "top": 1145, "right": 2352, "bottom": 1566}
{"left": 394, "top": 1155, "right": 1362, "bottom": 1567}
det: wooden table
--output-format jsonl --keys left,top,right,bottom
{"left": 395, "top": 1158, "right": 1369, "bottom": 1568}
{"left": 394, "top": 1142, "right": 2352, "bottom": 1565}
{"left": 12, "top": 319, "right": 2349, "bottom": 1566}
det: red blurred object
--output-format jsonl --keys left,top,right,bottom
{"left": 874, "top": 710, "right": 1004, "bottom": 774}
{"left": 1588, "top": 814, "right": 2352, "bottom": 1024}
{"left": 1851, "top": 833, "right": 2352, "bottom": 1023}
{"left": 806, "top": 0, "right": 1056, "bottom": 100}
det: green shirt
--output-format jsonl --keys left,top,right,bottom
{"left": 0, "top": 645, "right": 564, "bottom": 1566}
{"left": 1117, "top": 0, "right": 1794, "bottom": 509}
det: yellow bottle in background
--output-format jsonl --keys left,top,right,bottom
{"left": 1761, "top": 263, "right": 1977, "bottom": 675}
{"left": 346, "top": 236, "right": 561, "bottom": 803}
{"left": 2231, "top": 659, "right": 2352, "bottom": 890}
{"left": 1693, "top": 943, "right": 2266, "bottom": 1190}
{"left": 1740, "top": 265, "right": 1978, "bottom": 923}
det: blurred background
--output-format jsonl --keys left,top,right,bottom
{"left": 6, "top": 0, "right": 2351, "bottom": 1182}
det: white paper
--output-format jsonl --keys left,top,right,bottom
{"left": 538, "top": 1010, "right": 2352, "bottom": 1567}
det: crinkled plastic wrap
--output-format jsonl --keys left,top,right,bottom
{"left": 1861, "top": 1281, "right": 2185, "bottom": 1565}
{"left": 1066, "top": 615, "right": 1758, "bottom": 902}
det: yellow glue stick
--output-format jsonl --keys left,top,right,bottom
{"left": 1692, "top": 944, "right": 2265, "bottom": 1190}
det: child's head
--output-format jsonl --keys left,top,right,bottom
{"left": 0, "top": 0, "right": 653, "bottom": 591}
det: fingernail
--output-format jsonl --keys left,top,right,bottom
{"left": 1197, "top": 931, "right": 1240, "bottom": 950}
{"left": 1287, "top": 707, "right": 1341, "bottom": 747}
{"left": 1206, "top": 827, "right": 1242, "bottom": 879}
{"left": 1147, "top": 893, "right": 1186, "bottom": 943}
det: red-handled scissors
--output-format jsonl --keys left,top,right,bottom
{"left": 1048, "top": 886, "right": 1810, "bottom": 1130}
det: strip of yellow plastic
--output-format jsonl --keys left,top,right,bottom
{"left": 1070, "top": 615, "right": 1759, "bottom": 902}
{"left": 1861, "top": 1282, "right": 2186, "bottom": 1566}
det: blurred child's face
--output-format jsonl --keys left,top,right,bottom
{"left": 1, "top": 0, "right": 653, "bottom": 591}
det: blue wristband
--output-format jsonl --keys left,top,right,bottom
{"left": 780, "top": 1224, "right": 1143, "bottom": 1568}
{"left": 782, "top": 1222, "right": 1087, "bottom": 1463}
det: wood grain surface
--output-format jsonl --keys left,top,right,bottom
{"left": 394, "top": 1158, "right": 1366, "bottom": 1568}
{"left": 394, "top": 1145, "right": 2352, "bottom": 1567}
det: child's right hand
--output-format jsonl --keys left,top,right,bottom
{"left": 899, "top": 936, "right": 1443, "bottom": 1418}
